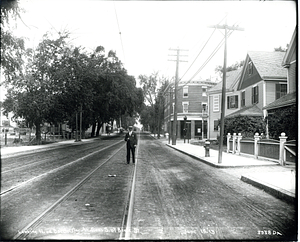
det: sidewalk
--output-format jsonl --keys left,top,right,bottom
{"left": 155, "top": 136, "right": 296, "bottom": 204}
{"left": 1, "top": 133, "right": 118, "bottom": 158}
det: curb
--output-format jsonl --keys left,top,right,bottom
{"left": 241, "top": 175, "right": 295, "bottom": 204}
{"left": 165, "top": 144, "right": 278, "bottom": 169}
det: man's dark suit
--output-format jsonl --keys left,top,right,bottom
{"left": 124, "top": 131, "right": 138, "bottom": 164}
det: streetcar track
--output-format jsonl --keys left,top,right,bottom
{"left": 121, "top": 132, "right": 140, "bottom": 240}
{"left": 1, "top": 140, "right": 123, "bottom": 196}
{"left": 12, "top": 133, "right": 141, "bottom": 240}
{"left": 1, "top": 138, "right": 119, "bottom": 174}
{"left": 2, "top": 142, "right": 112, "bottom": 174}
{"left": 13, "top": 142, "right": 126, "bottom": 240}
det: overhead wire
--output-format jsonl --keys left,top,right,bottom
{"left": 178, "top": 28, "right": 217, "bottom": 82}
{"left": 114, "top": 3, "right": 126, "bottom": 64}
{"left": 179, "top": 15, "right": 228, "bottom": 82}
{"left": 179, "top": 21, "right": 241, "bottom": 89}
{"left": 187, "top": 30, "right": 234, "bottom": 82}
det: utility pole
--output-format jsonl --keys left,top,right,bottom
{"left": 168, "top": 47, "right": 188, "bottom": 145}
{"left": 79, "top": 104, "right": 82, "bottom": 141}
{"left": 209, "top": 17, "right": 244, "bottom": 163}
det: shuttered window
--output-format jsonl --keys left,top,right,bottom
{"left": 227, "top": 95, "right": 238, "bottom": 109}
{"left": 252, "top": 86, "right": 259, "bottom": 104}
{"left": 213, "top": 95, "right": 219, "bottom": 112}
{"left": 241, "top": 91, "right": 245, "bottom": 107}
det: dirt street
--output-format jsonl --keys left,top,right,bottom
{"left": 131, "top": 134, "right": 296, "bottom": 240}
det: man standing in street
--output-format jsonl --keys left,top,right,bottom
{"left": 124, "top": 126, "right": 137, "bottom": 164}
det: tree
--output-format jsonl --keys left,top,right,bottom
{"left": 1, "top": 0, "right": 25, "bottom": 82}
{"left": 274, "top": 45, "right": 288, "bottom": 52}
{"left": 2, "top": 32, "right": 71, "bottom": 144}
{"left": 215, "top": 60, "right": 244, "bottom": 77}
{"left": 138, "top": 73, "right": 169, "bottom": 134}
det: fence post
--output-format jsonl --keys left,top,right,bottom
{"left": 232, "top": 133, "right": 237, "bottom": 154}
{"left": 254, "top": 133, "right": 260, "bottom": 159}
{"left": 279, "top": 132, "right": 287, "bottom": 166}
{"left": 237, "top": 133, "right": 242, "bottom": 155}
{"left": 227, "top": 133, "right": 231, "bottom": 153}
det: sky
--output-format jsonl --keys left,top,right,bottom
{"left": 6, "top": 0, "right": 299, "bottom": 84}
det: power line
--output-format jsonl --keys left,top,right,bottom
{"left": 179, "top": 21, "right": 241, "bottom": 88}
{"left": 188, "top": 30, "right": 235, "bottom": 81}
{"left": 114, "top": 4, "right": 126, "bottom": 64}
{"left": 179, "top": 28, "right": 217, "bottom": 82}
{"left": 178, "top": 15, "right": 229, "bottom": 84}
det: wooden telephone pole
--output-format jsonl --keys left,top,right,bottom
{"left": 168, "top": 48, "right": 188, "bottom": 145}
{"left": 209, "top": 17, "right": 244, "bottom": 163}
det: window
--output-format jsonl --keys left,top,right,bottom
{"left": 182, "top": 102, "right": 189, "bottom": 113}
{"left": 202, "top": 103, "right": 207, "bottom": 113}
{"left": 183, "top": 86, "right": 188, "bottom": 98}
{"left": 227, "top": 95, "right": 238, "bottom": 109}
{"left": 214, "top": 120, "right": 219, "bottom": 131}
{"left": 213, "top": 95, "right": 219, "bottom": 112}
{"left": 241, "top": 91, "right": 245, "bottom": 107}
{"left": 248, "top": 61, "right": 253, "bottom": 75}
{"left": 202, "top": 86, "right": 207, "bottom": 96}
{"left": 252, "top": 86, "right": 259, "bottom": 104}
{"left": 276, "top": 84, "right": 287, "bottom": 100}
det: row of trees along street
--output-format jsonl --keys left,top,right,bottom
{"left": 138, "top": 72, "right": 169, "bottom": 136}
{"left": 1, "top": 1, "right": 144, "bottom": 144}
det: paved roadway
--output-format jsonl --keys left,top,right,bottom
{"left": 0, "top": 133, "right": 296, "bottom": 240}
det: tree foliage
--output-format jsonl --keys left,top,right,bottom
{"left": 2, "top": 31, "right": 144, "bottom": 142}
{"left": 215, "top": 60, "right": 244, "bottom": 77}
{"left": 138, "top": 73, "right": 169, "bottom": 134}
{"left": 267, "top": 105, "right": 297, "bottom": 140}
{"left": 1, "top": 0, "right": 26, "bottom": 82}
{"left": 220, "top": 115, "right": 266, "bottom": 143}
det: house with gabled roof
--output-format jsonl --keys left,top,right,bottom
{"left": 237, "top": 51, "right": 287, "bottom": 118}
{"left": 263, "top": 28, "right": 297, "bottom": 140}
{"left": 208, "top": 50, "right": 288, "bottom": 140}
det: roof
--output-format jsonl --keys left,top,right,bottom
{"left": 263, "top": 92, "right": 296, "bottom": 110}
{"left": 226, "top": 105, "right": 263, "bottom": 118}
{"left": 282, "top": 27, "right": 296, "bottom": 67}
{"left": 207, "top": 69, "right": 241, "bottom": 93}
{"left": 248, "top": 51, "right": 287, "bottom": 79}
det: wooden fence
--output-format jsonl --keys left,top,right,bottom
{"left": 227, "top": 132, "right": 296, "bottom": 166}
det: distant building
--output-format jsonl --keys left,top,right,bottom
{"left": 164, "top": 79, "right": 217, "bottom": 140}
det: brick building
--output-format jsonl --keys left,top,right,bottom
{"left": 164, "top": 79, "right": 217, "bottom": 140}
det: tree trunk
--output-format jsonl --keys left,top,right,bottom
{"left": 96, "top": 122, "right": 101, "bottom": 137}
{"left": 91, "top": 122, "right": 96, "bottom": 137}
{"left": 96, "top": 121, "right": 103, "bottom": 137}
{"left": 35, "top": 121, "right": 42, "bottom": 145}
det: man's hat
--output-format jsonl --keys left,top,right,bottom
{"left": 129, "top": 126, "right": 133, "bottom": 129}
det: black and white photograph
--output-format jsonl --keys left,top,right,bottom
{"left": 0, "top": 0, "right": 297, "bottom": 240}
